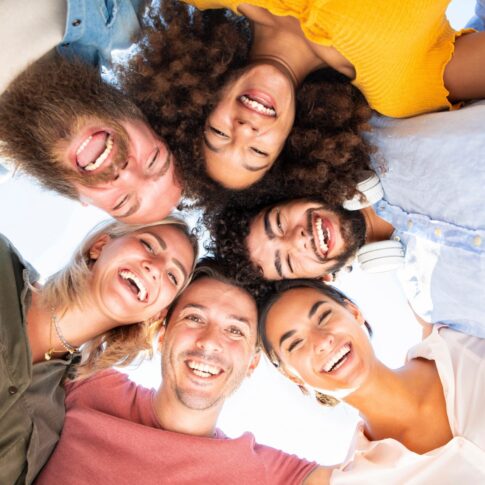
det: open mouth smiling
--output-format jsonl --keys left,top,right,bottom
{"left": 76, "top": 130, "right": 114, "bottom": 172}
{"left": 321, "top": 343, "right": 352, "bottom": 374}
{"left": 305, "top": 210, "right": 335, "bottom": 262}
{"left": 119, "top": 269, "right": 148, "bottom": 302}
{"left": 186, "top": 360, "right": 224, "bottom": 379}
{"left": 239, "top": 93, "right": 276, "bottom": 117}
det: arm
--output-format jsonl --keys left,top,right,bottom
{"left": 303, "top": 466, "right": 333, "bottom": 485}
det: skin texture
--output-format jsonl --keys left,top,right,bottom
{"left": 263, "top": 286, "right": 453, "bottom": 455}
{"left": 204, "top": 64, "right": 295, "bottom": 189}
{"left": 154, "top": 277, "right": 260, "bottom": 436}
{"left": 88, "top": 225, "right": 195, "bottom": 324}
{"left": 75, "top": 119, "right": 182, "bottom": 223}
{"left": 246, "top": 200, "right": 365, "bottom": 280}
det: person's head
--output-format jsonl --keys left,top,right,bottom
{"left": 157, "top": 259, "right": 260, "bottom": 411}
{"left": 43, "top": 217, "right": 198, "bottom": 377}
{"left": 206, "top": 196, "right": 366, "bottom": 285}
{"left": 121, "top": 1, "right": 372, "bottom": 209}
{"left": 259, "top": 279, "right": 374, "bottom": 402}
{"left": 0, "top": 56, "right": 182, "bottom": 223}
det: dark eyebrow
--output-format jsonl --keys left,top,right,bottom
{"left": 308, "top": 300, "right": 325, "bottom": 319}
{"left": 274, "top": 250, "right": 282, "bottom": 279}
{"left": 279, "top": 329, "right": 296, "bottom": 348}
{"left": 183, "top": 303, "right": 206, "bottom": 310}
{"left": 263, "top": 208, "right": 276, "bottom": 240}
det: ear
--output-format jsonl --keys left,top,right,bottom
{"left": 88, "top": 234, "right": 111, "bottom": 261}
{"left": 319, "top": 273, "right": 334, "bottom": 283}
{"left": 343, "top": 300, "right": 365, "bottom": 325}
{"left": 156, "top": 324, "right": 167, "bottom": 352}
{"left": 246, "top": 349, "right": 261, "bottom": 377}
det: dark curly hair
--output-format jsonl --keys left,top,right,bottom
{"left": 119, "top": 0, "right": 374, "bottom": 210}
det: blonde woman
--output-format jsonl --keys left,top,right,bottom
{"left": 0, "top": 217, "right": 197, "bottom": 485}
{"left": 258, "top": 279, "right": 485, "bottom": 483}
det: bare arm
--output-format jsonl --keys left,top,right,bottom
{"left": 444, "top": 31, "right": 485, "bottom": 101}
{"left": 303, "top": 466, "right": 333, "bottom": 485}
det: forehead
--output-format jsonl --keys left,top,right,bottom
{"left": 173, "top": 277, "right": 257, "bottom": 324}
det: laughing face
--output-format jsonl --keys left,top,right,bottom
{"left": 88, "top": 224, "right": 195, "bottom": 324}
{"left": 63, "top": 118, "right": 182, "bottom": 223}
{"left": 203, "top": 63, "right": 295, "bottom": 189}
{"left": 246, "top": 199, "right": 366, "bottom": 280}
{"left": 160, "top": 277, "right": 260, "bottom": 411}
{"left": 264, "top": 287, "right": 374, "bottom": 393}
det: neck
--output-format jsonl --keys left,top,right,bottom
{"left": 153, "top": 385, "right": 221, "bottom": 437}
{"left": 344, "top": 360, "right": 426, "bottom": 440}
{"left": 26, "top": 289, "right": 120, "bottom": 363}
{"left": 361, "top": 207, "right": 395, "bottom": 243}
{"left": 249, "top": 22, "right": 325, "bottom": 86}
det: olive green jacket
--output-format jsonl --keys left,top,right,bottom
{"left": 0, "top": 235, "right": 73, "bottom": 484}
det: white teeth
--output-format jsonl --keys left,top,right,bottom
{"left": 315, "top": 217, "right": 329, "bottom": 255}
{"left": 83, "top": 134, "right": 114, "bottom": 172}
{"left": 120, "top": 270, "right": 147, "bottom": 302}
{"left": 323, "top": 344, "right": 351, "bottom": 373}
{"left": 240, "top": 95, "right": 276, "bottom": 117}
{"left": 187, "top": 360, "right": 222, "bottom": 377}
{"left": 76, "top": 135, "right": 92, "bottom": 156}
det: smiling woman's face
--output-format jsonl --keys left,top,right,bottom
{"left": 264, "top": 287, "right": 374, "bottom": 393}
{"left": 88, "top": 224, "right": 195, "bottom": 324}
{"left": 203, "top": 63, "right": 296, "bottom": 190}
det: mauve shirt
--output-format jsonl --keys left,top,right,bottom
{"left": 36, "top": 370, "right": 317, "bottom": 484}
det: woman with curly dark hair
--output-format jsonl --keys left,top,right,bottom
{"left": 119, "top": 0, "right": 373, "bottom": 210}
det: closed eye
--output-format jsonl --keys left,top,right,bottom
{"left": 147, "top": 148, "right": 160, "bottom": 169}
{"left": 209, "top": 126, "right": 229, "bottom": 138}
{"left": 318, "top": 310, "right": 332, "bottom": 326}
{"left": 250, "top": 147, "right": 268, "bottom": 157}
{"left": 276, "top": 209, "right": 283, "bottom": 234}
{"left": 287, "top": 254, "right": 294, "bottom": 274}
{"left": 288, "top": 338, "right": 302, "bottom": 353}
{"left": 167, "top": 271, "right": 178, "bottom": 286}
{"left": 140, "top": 239, "right": 154, "bottom": 254}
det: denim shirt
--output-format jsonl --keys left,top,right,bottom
{"left": 368, "top": 101, "right": 485, "bottom": 338}
{"left": 59, "top": 0, "right": 144, "bottom": 67}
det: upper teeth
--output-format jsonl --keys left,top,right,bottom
{"left": 323, "top": 344, "right": 350, "bottom": 372}
{"left": 77, "top": 134, "right": 114, "bottom": 172}
{"left": 315, "top": 217, "right": 330, "bottom": 255}
{"left": 120, "top": 270, "right": 147, "bottom": 302}
{"left": 188, "top": 360, "right": 222, "bottom": 377}
{"left": 240, "top": 95, "right": 276, "bottom": 117}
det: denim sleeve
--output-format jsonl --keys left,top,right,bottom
{"left": 466, "top": 0, "right": 485, "bottom": 30}
{"left": 58, "top": 0, "right": 144, "bottom": 67}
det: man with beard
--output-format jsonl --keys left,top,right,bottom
{"left": 0, "top": 55, "right": 182, "bottom": 223}
{"left": 35, "top": 261, "right": 330, "bottom": 484}
{"left": 209, "top": 99, "right": 485, "bottom": 338}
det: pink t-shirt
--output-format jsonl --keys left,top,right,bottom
{"left": 36, "top": 370, "right": 316, "bottom": 485}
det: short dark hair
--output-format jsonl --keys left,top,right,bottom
{"left": 258, "top": 279, "right": 372, "bottom": 367}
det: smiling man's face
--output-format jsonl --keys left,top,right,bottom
{"left": 65, "top": 118, "right": 182, "bottom": 223}
{"left": 160, "top": 277, "right": 260, "bottom": 411}
{"left": 246, "top": 199, "right": 366, "bottom": 280}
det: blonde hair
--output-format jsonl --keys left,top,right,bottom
{"left": 41, "top": 216, "right": 198, "bottom": 379}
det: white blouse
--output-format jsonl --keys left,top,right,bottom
{"left": 331, "top": 327, "right": 485, "bottom": 484}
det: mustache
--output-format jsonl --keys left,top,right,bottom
{"left": 181, "top": 350, "right": 228, "bottom": 370}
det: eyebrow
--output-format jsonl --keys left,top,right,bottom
{"left": 279, "top": 329, "right": 296, "bottom": 348}
{"left": 274, "top": 250, "right": 283, "bottom": 279}
{"left": 308, "top": 300, "right": 325, "bottom": 319}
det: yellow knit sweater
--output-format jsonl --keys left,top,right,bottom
{"left": 186, "top": 0, "right": 470, "bottom": 118}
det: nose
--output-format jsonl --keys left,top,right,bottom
{"left": 142, "top": 259, "right": 162, "bottom": 282}
{"left": 196, "top": 325, "right": 223, "bottom": 353}
{"left": 234, "top": 118, "right": 259, "bottom": 137}
{"left": 313, "top": 331, "right": 334, "bottom": 354}
{"left": 288, "top": 225, "right": 308, "bottom": 252}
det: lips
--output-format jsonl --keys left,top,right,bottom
{"left": 321, "top": 343, "right": 352, "bottom": 374}
{"left": 76, "top": 130, "right": 114, "bottom": 172}
{"left": 186, "top": 360, "right": 224, "bottom": 379}
{"left": 238, "top": 90, "right": 276, "bottom": 117}
{"left": 119, "top": 269, "right": 149, "bottom": 302}
{"left": 309, "top": 212, "right": 335, "bottom": 261}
